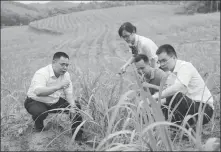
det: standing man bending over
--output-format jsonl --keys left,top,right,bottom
{"left": 24, "top": 52, "right": 83, "bottom": 140}
{"left": 118, "top": 22, "right": 159, "bottom": 74}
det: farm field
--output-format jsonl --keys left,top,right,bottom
{"left": 1, "top": 4, "right": 220, "bottom": 151}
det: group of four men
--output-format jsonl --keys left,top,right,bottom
{"left": 24, "top": 22, "right": 214, "bottom": 141}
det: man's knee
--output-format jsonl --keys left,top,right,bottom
{"left": 25, "top": 100, "right": 49, "bottom": 119}
{"left": 166, "top": 92, "right": 184, "bottom": 102}
{"left": 202, "top": 105, "right": 214, "bottom": 125}
{"left": 30, "top": 107, "right": 48, "bottom": 121}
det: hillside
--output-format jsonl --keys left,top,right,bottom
{"left": 1, "top": 1, "right": 47, "bottom": 26}
{"left": 28, "top": 1, "right": 79, "bottom": 9}
{"left": 1, "top": 1, "right": 81, "bottom": 26}
{"left": 1, "top": 1, "right": 147, "bottom": 26}
{"left": 0, "top": 1, "right": 183, "bottom": 27}
{"left": 2, "top": 1, "right": 219, "bottom": 27}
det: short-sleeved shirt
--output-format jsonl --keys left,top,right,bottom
{"left": 27, "top": 64, "right": 73, "bottom": 104}
{"left": 128, "top": 34, "right": 158, "bottom": 65}
{"left": 173, "top": 60, "right": 214, "bottom": 109}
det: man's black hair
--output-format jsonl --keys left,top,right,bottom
{"left": 118, "top": 22, "right": 137, "bottom": 37}
{"left": 134, "top": 54, "right": 149, "bottom": 63}
{"left": 156, "top": 44, "right": 177, "bottom": 58}
{"left": 53, "top": 52, "right": 69, "bottom": 60}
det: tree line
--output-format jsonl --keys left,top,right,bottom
{"left": 1, "top": 1, "right": 220, "bottom": 27}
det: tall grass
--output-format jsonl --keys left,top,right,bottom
{"left": 47, "top": 64, "right": 218, "bottom": 151}
{"left": 1, "top": 62, "right": 219, "bottom": 151}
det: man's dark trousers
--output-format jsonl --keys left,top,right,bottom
{"left": 161, "top": 92, "right": 213, "bottom": 129}
{"left": 24, "top": 97, "right": 83, "bottom": 136}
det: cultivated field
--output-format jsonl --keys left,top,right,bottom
{"left": 1, "top": 4, "right": 220, "bottom": 151}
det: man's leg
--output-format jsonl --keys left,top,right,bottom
{"left": 49, "top": 97, "right": 84, "bottom": 139}
{"left": 202, "top": 103, "right": 213, "bottom": 124}
{"left": 162, "top": 92, "right": 214, "bottom": 128}
{"left": 70, "top": 99, "right": 84, "bottom": 137}
{"left": 24, "top": 97, "right": 49, "bottom": 131}
{"left": 161, "top": 92, "right": 187, "bottom": 125}
{"left": 186, "top": 101, "right": 214, "bottom": 129}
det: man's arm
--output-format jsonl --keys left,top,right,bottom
{"left": 153, "top": 63, "right": 193, "bottom": 100}
{"left": 150, "top": 57, "right": 158, "bottom": 68}
{"left": 63, "top": 73, "right": 76, "bottom": 107}
{"left": 160, "top": 81, "right": 186, "bottom": 99}
{"left": 152, "top": 81, "right": 187, "bottom": 104}
{"left": 32, "top": 73, "right": 58, "bottom": 96}
{"left": 143, "top": 82, "right": 160, "bottom": 90}
{"left": 141, "top": 44, "right": 158, "bottom": 68}
{"left": 120, "top": 56, "right": 135, "bottom": 73}
{"left": 33, "top": 73, "right": 70, "bottom": 96}
{"left": 65, "top": 93, "right": 76, "bottom": 107}
{"left": 35, "top": 86, "right": 60, "bottom": 96}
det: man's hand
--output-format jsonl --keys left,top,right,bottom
{"left": 70, "top": 101, "right": 76, "bottom": 108}
{"left": 142, "top": 82, "right": 151, "bottom": 88}
{"left": 152, "top": 92, "right": 167, "bottom": 104}
{"left": 142, "top": 82, "right": 160, "bottom": 90}
{"left": 57, "top": 80, "right": 70, "bottom": 89}
{"left": 152, "top": 92, "right": 159, "bottom": 101}
{"left": 119, "top": 64, "right": 128, "bottom": 74}
{"left": 67, "top": 99, "right": 77, "bottom": 113}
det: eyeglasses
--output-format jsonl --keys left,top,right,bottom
{"left": 121, "top": 33, "right": 132, "bottom": 40}
{"left": 157, "top": 57, "right": 172, "bottom": 65}
{"left": 59, "top": 63, "right": 70, "bottom": 67}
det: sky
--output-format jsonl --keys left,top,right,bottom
{"left": 18, "top": 1, "right": 91, "bottom": 4}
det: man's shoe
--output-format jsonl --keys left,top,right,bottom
{"left": 33, "top": 127, "right": 44, "bottom": 132}
{"left": 72, "top": 129, "right": 84, "bottom": 141}
{"left": 33, "top": 124, "right": 44, "bottom": 132}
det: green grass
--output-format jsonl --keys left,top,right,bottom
{"left": 1, "top": 4, "right": 220, "bottom": 151}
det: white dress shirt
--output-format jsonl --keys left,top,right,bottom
{"left": 129, "top": 34, "right": 158, "bottom": 65}
{"left": 27, "top": 64, "right": 73, "bottom": 104}
{"left": 173, "top": 60, "right": 214, "bottom": 109}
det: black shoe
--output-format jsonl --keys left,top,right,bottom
{"left": 33, "top": 118, "right": 44, "bottom": 132}
{"left": 72, "top": 129, "right": 84, "bottom": 141}
{"left": 33, "top": 123, "right": 44, "bottom": 132}
{"left": 33, "top": 126, "right": 44, "bottom": 132}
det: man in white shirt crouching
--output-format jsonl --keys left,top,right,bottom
{"left": 24, "top": 52, "right": 84, "bottom": 141}
{"left": 153, "top": 44, "right": 214, "bottom": 130}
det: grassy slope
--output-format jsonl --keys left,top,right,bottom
{"left": 1, "top": 1, "right": 79, "bottom": 26}
{"left": 1, "top": 4, "right": 220, "bottom": 151}
{"left": 1, "top": 1, "right": 40, "bottom": 20}
{"left": 28, "top": 1, "right": 79, "bottom": 9}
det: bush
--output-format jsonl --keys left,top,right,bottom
{"left": 176, "top": 1, "right": 220, "bottom": 15}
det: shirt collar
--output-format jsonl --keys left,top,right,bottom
{"left": 48, "top": 64, "right": 56, "bottom": 78}
{"left": 173, "top": 59, "right": 185, "bottom": 74}
{"left": 129, "top": 34, "right": 139, "bottom": 47}
{"left": 133, "top": 34, "right": 139, "bottom": 46}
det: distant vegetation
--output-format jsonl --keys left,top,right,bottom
{"left": 1, "top": 1, "right": 220, "bottom": 27}
{"left": 176, "top": 1, "right": 220, "bottom": 15}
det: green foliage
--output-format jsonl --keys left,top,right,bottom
{"left": 1, "top": 1, "right": 47, "bottom": 26}
{"left": 0, "top": 1, "right": 180, "bottom": 27}
{"left": 176, "top": 1, "right": 220, "bottom": 15}
{"left": 2, "top": 1, "right": 220, "bottom": 27}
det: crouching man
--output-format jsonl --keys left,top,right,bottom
{"left": 24, "top": 52, "right": 84, "bottom": 141}
{"left": 154, "top": 44, "right": 214, "bottom": 129}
